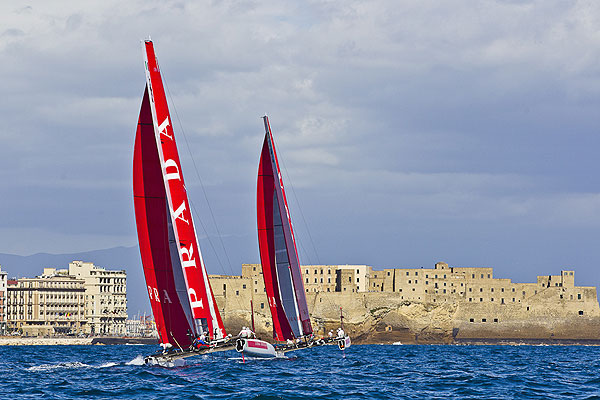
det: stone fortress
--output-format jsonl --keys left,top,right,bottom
{"left": 210, "top": 262, "right": 600, "bottom": 344}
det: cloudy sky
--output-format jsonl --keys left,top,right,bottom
{"left": 1, "top": 1, "right": 599, "bottom": 291}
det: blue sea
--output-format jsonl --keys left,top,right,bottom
{"left": 2, "top": 344, "right": 599, "bottom": 399}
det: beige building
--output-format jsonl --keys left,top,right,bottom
{"left": 6, "top": 268, "right": 87, "bottom": 336}
{"left": 68, "top": 261, "right": 127, "bottom": 336}
{"left": 213, "top": 261, "right": 599, "bottom": 328}
{"left": 0, "top": 266, "right": 6, "bottom": 335}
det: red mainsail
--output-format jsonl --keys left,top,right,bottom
{"left": 134, "top": 40, "right": 225, "bottom": 348}
{"left": 257, "top": 116, "right": 312, "bottom": 341}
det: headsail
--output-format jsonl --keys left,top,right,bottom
{"left": 133, "top": 40, "right": 225, "bottom": 349}
{"left": 257, "top": 116, "right": 312, "bottom": 341}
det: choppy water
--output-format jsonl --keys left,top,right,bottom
{"left": 2, "top": 344, "right": 599, "bottom": 399}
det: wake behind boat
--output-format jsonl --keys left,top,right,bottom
{"left": 133, "top": 39, "right": 233, "bottom": 366}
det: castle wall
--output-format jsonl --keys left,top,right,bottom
{"left": 212, "top": 262, "right": 600, "bottom": 343}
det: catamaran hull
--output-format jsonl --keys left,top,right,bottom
{"left": 236, "top": 338, "right": 278, "bottom": 358}
{"left": 337, "top": 336, "right": 351, "bottom": 350}
{"left": 145, "top": 339, "right": 236, "bottom": 366}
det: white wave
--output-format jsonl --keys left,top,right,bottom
{"left": 98, "top": 362, "right": 118, "bottom": 368}
{"left": 27, "top": 361, "right": 91, "bottom": 372}
{"left": 126, "top": 355, "right": 145, "bottom": 366}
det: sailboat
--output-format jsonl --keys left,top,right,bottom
{"left": 133, "top": 39, "right": 234, "bottom": 365}
{"left": 235, "top": 116, "right": 351, "bottom": 357}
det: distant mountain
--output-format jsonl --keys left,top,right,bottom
{"left": 0, "top": 246, "right": 150, "bottom": 318}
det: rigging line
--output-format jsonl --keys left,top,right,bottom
{"left": 161, "top": 73, "right": 235, "bottom": 276}
{"left": 161, "top": 71, "right": 247, "bottom": 315}
{"left": 271, "top": 134, "right": 321, "bottom": 266}
{"left": 271, "top": 128, "right": 343, "bottom": 326}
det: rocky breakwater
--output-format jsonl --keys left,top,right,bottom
{"left": 219, "top": 290, "right": 600, "bottom": 345}
{"left": 308, "top": 292, "right": 458, "bottom": 344}
{"left": 219, "top": 292, "right": 459, "bottom": 344}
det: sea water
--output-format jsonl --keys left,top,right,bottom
{"left": 2, "top": 344, "right": 600, "bottom": 399}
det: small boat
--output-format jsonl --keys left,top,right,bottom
{"left": 236, "top": 116, "right": 350, "bottom": 358}
{"left": 133, "top": 39, "right": 234, "bottom": 365}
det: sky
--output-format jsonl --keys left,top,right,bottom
{"left": 1, "top": 0, "right": 599, "bottom": 293}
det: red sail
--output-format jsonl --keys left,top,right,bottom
{"left": 257, "top": 116, "right": 312, "bottom": 341}
{"left": 139, "top": 40, "right": 225, "bottom": 340}
{"left": 133, "top": 86, "right": 193, "bottom": 347}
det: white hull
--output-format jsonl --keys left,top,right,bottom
{"left": 337, "top": 336, "right": 351, "bottom": 350}
{"left": 236, "top": 338, "right": 278, "bottom": 358}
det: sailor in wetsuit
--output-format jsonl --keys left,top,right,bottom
{"left": 192, "top": 333, "right": 209, "bottom": 350}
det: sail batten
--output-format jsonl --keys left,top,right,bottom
{"left": 257, "top": 116, "right": 312, "bottom": 341}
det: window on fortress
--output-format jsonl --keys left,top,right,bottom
{"left": 356, "top": 269, "right": 360, "bottom": 273}
{"left": 328, "top": 269, "right": 331, "bottom": 274}
{"left": 425, "top": 281, "right": 428, "bottom": 285}
{"left": 472, "top": 274, "right": 475, "bottom": 278}
{"left": 387, "top": 272, "right": 390, "bottom": 276}
{"left": 443, "top": 289, "right": 446, "bottom": 294}
{"left": 357, "top": 278, "right": 360, "bottom": 283}
{"left": 406, "top": 272, "right": 409, "bottom": 276}
{"left": 560, "top": 295, "right": 563, "bottom": 299}
{"left": 328, "top": 278, "right": 331, "bottom": 283}
{"left": 253, "top": 267, "right": 256, "bottom": 271}
{"left": 494, "top": 318, "right": 498, "bottom": 323}
{"left": 578, "top": 294, "right": 582, "bottom": 300}
{"left": 579, "top": 311, "right": 584, "bottom": 315}
{"left": 236, "top": 291, "right": 239, "bottom": 296}
{"left": 470, "top": 318, "right": 474, "bottom": 322}
{"left": 314, "top": 278, "right": 317, "bottom": 283}
{"left": 306, "top": 278, "right": 308, "bottom": 283}
{"left": 321, "top": 269, "right": 323, "bottom": 274}
{"left": 491, "top": 298, "right": 494, "bottom": 302}
{"left": 320, "top": 278, "right": 323, "bottom": 283}
{"left": 415, "top": 272, "right": 418, "bottom": 276}
{"left": 415, "top": 280, "right": 418, "bottom": 284}
{"left": 306, "top": 269, "right": 309, "bottom": 274}
{"left": 260, "top": 303, "right": 264, "bottom": 309}
{"left": 469, "top": 298, "right": 472, "bottom": 302}
{"left": 481, "top": 274, "right": 484, "bottom": 278}
{"left": 348, "top": 277, "right": 352, "bottom": 283}
{"left": 314, "top": 270, "right": 317, "bottom": 274}
{"left": 327, "top": 288, "right": 330, "bottom": 292}
{"left": 482, "top": 318, "right": 486, "bottom": 322}
{"left": 480, "top": 298, "right": 483, "bottom": 302}
{"left": 444, "top": 275, "right": 446, "bottom": 279}
{"left": 479, "top": 288, "right": 483, "bottom": 292}
{"left": 512, "top": 298, "right": 515, "bottom": 302}
{"left": 426, "top": 274, "right": 429, "bottom": 278}
{"left": 408, "top": 280, "right": 411, "bottom": 284}
{"left": 243, "top": 284, "right": 246, "bottom": 289}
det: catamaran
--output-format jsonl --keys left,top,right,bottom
{"left": 235, "top": 116, "right": 351, "bottom": 358}
{"left": 133, "top": 39, "right": 234, "bottom": 366}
